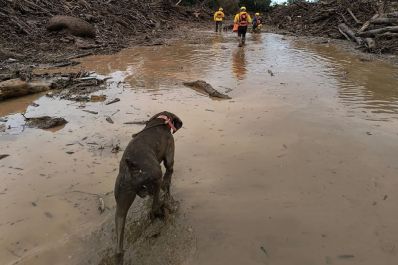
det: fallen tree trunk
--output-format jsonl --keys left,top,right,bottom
{"left": 386, "top": 12, "right": 398, "bottom": 18}
{"left": 0, "top": 79, "right": 52, "bottom": 101}
{"left": 338, "top": 23, "right": 363, "bottom": 45}
{"left": 371, "top": 17, "right": 398, "bottom": 25}
{"left": 357, "top": 25, "right": 398, "bottom": 37}
{"left": 47, "top": 16, "right": 96, "bottom": 38}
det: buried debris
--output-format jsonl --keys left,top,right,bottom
{"left": 82, "top": 110, "right": 98, "bottom": 115}
{"left": 47, "top": 16, "right": 96, "bottom": 38}
{"left": 0, "top": 79, "right": 53, "bottom": 101}
{"left": 25, "top": 116, "right": 68, "bottom": 129}
{"left": 0, "top": 154, "right": 10, "bottom": 160}
{"left": 183, "top": 80, "right": 231, "bottom": 99}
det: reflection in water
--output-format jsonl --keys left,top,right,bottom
{"left": 232, "top": 48, "right": 247, "bottom": 80}
{"left": 293, "top": 41, "right": 398, "bottom": 117}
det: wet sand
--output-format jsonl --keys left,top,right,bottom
{"left": 1, "top": 32, "right": 398, "bottom": 265}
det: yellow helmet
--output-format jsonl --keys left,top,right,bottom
{"left": 240, "top": 6, "right": 246, "bottom": 11}
{"left": 219, "top": 7, "right": 223, "bottom": 11}
{"left": 256, "top": 13, "right": 260, "bottom": 16}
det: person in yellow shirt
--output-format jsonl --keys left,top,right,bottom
{"left": 214, "top": 7, "right": 225, "bottom": 33}
{"left": 234, "top": 6, "right": 252, "bottom": 46}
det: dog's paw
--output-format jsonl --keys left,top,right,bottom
{"left": 149, "top": 207, "right": 165, "bottom": 221}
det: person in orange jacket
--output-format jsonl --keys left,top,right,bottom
{"left": 214, "top": 7, "right": 225, "bottom": 33}
{"left": 234, "top": 6, "right": 252, "bottom": 46}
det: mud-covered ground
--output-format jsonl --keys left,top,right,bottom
{"left": 1, "top": 29, "right": 398, "bottom": 265}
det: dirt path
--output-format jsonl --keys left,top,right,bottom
{"left": 1, "top": 31, "right": 398, "bottom": 265}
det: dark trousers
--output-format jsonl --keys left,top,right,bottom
{"left": 215, "top": 21, "right": 223, "bottom": 32}
{"left": 238, "top": 26, "right": 248, "bottom": 40}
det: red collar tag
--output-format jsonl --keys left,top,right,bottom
{"left": 157, "top": 115, "right": 177, "bottom": 134}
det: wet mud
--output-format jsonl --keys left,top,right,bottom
{"left": 1, "top": 31, "right": 398, "bottom": 265}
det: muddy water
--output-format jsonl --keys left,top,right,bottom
{"left": 1, "top": 32, "right": 398, "bottom": 265}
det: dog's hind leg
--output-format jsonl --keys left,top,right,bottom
{"left": 115, "top": 192, "right": 136, "bottom": 256}
{"left": 150, "top": 178, "right": 163, "bottom": 220}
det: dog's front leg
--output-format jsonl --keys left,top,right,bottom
{"left": 162, "top": 144, "right": 175, "bottom": 200}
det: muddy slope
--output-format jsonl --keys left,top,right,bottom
{"left": 0, "top": 0, "right": 206, "bottom": 63}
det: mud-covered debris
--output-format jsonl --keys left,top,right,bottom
{"left": 25, "top": 116, "right": 68, "bottom": 129}
{"left": 0, "top": 79, "right": 53, "bottom": 101}
{"left": 82, "top": 110, "right": 98, "bottom": 115}
{"left": 124, "top": 120, "right": 147, "bottom": 125}
{"left": 90, "top": 95, "right": 107, "bottom": 102}
{"left": 0, "top": 117, "right": 8, "bottom": 122}
{"left": 267, "top": 70, "right": 275, "bottom": 77}
{"left": 66, "top": 151, "right": 75, "bottom": 155}
{"left": 0, "top": 154, "right": 10, "bottom": 160}
{"left": 105, "top": 116, "right": 114, "bottom": 124}
{"left": 111, "top": 144, "right": 121, "bottom": 153}
{"left": 183, "top": 80, "right": 231, "bottom": 99}
{"left": 260, "top": 246, "right": 269, "bottom": 257}
{"left": 0, "top": 124, "right": 6, "bottom": 132}
{"left": 337, "top": 254, "right": 355, "bottom": 259}
{"left": 47, "top": 16, "right": 96, "bottom": 38}
{"left": 105, "top": 98, "right": 120, "bottom": 105}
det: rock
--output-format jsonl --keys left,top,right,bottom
{"left": 105, "top": 116, "right": 114, "bottom": 124}
{"left": 0, "top": 79, "right": 53, "bottom": 101}
{"left": 183, "top": 80, "right": 231, "bottom": 99}
{"left": 47, "top": 16, "right": 96, "bottom": 38}
{"left": 90, "top": 95, "right": 106, "bottom": 102}
{"left": 25, "top": 116, "right": 68, "bottom": 129}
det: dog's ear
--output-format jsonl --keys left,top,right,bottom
{"left": 172, "top": 116, "right": 183, "bottom": 131}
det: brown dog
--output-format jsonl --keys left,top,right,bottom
{"left": 114, "top": 111, "right": 183, "bottom": 262}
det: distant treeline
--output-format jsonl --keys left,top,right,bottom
{"left": 178, "top": 0, "right": 273, "bottom": 13}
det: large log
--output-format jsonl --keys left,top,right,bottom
{"left": 47, "top": 16, "right": 96, "bottom": 38}
{"left": 0, "top": 79, "right": 52, "bottom": 101}
{"left": 357, "top": 25, "right": 398, "bottom": 37}
{"left": 371, "top": 17, "right": 398, "bottom": 25}
{"left": 338, "top": 23, "right": 363, "bottom": 45}
{"left": 386, "top": 12, "right": 398, "bottom": 18}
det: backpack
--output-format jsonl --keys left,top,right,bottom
{"left": 239, "top": 12, "right": 248, "bottom": 26}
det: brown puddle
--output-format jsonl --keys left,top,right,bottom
{"left": 1, "top": 31, "right": 398, "bottom": 265}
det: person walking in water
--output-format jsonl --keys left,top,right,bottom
{"left": 234, "top": 6, "right": 252, "bottom": 46}
{"left": 214, "top": 7, "right": 225, "bottom": 33}
{"left": 252, "top": 13, "right": 263, "bottom": 33}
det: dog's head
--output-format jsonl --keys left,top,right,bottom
{"left": 148, "top": 111, "right": 183, "bottom": 133}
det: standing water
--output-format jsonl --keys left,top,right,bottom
{"left": 1, "top": 31, "right": 398, "bottom": 265}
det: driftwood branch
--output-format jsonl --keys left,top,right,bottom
{"left": 359, "top": 14, "right": 379, "bottom": 33}
{"left": 338, "top": 23, "right": 363, "bottom": 45}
